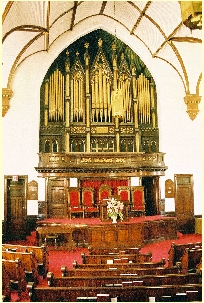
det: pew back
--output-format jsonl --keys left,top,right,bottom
{"left": 2, "top": 250, "right": 38, "bottom": 284}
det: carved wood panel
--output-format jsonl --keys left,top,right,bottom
{"left": 174, "top": 174, "right": 194, "bottom": 233}
{"left": 47, "top": 178, "right": 68, "bottom": 218}
{"left": 4, "top": 175, "right": 27, "bottom": 240}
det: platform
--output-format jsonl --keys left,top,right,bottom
{"left": 36, "top": 215, "right": 178, "bottom": 250}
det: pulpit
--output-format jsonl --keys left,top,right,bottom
{"left": 100, "top": 199, "right": 129, "bottom": 221}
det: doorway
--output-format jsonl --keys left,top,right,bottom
{"left": 142, "top": 176, "right": 160, "bottom": 216}
{"left": 4, "top": 175, "right": 28, "bottom": 240}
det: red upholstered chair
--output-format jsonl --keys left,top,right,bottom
{"left": 82, "top": 188, "right": 99, "bottom": 218}
{"left": 68, "top": 188, "right": 84, "bottom": 219}
{"left": 130, "top": 186, "right": 145, "bottom": 217}
{"left": 99, "top": 184, "right": 112, "bottom": 202}
{"left": 117, "top": 186, "right": 130, "bottom": 202}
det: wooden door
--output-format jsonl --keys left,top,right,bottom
{"left": 4, "top": 175, "right": 27, "bottom": 240}
{"left": 142, "top": 176, "right": 160, "bottom": 216}
{"left": 174, "top": 174, "right": 194, "bottom": 233}
{"left": 47, "top": 178, "right": 68, "bottom": 218}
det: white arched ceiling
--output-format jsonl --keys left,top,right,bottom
{"left": 2, "top": 1, "right": 202, "bottom": 118}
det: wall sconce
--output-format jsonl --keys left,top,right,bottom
{"left": 184, "top": 94, "right": 201, "bottom": 120}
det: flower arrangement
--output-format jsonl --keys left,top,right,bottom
{"left": 107, "top": 198, "right": 124, "bottom": 221}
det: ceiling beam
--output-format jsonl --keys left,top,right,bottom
{"left": 152, "top": 22, "right": 183, "bottom": 57}
{"left": 100, "top": 1, "right": 107, "bottom": 15}
{"left": 70, "top": 1, "right": 78, "bottom": 31}
{"left": 130, "top": 1, "right": 151, "bottom": 35}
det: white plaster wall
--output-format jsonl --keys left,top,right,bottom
{"left": 2, "top": 17, "right": 202, "bottom": 215}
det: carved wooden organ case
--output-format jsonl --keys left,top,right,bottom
{"left": 39, "top": 38, "right": 159, "bottom": 156}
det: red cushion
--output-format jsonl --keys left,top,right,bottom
{"left": 70, "top": 191, "right": 79, "bottom": 207}
{"left": 84, "top": 191, "right": 92, "bottom": 207}
{"left": 120, "top": 191, "right": 129, "bottom": 201}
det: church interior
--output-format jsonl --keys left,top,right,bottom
{"left": 2, "top": 1, "right": 202, "bottom": 302}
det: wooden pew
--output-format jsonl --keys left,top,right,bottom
{"left": 2, "top": 250, "right": 39, "bottom": 285}
{"left": 47, "top": 271, "right": 200, "bottom": 288}
{"left": 2, "top": 258, "right": 27, "bottom": 296}
{"left": 88, "top": 247, "right": 141, "bottom": 255}
{"left": 31, "top": 284, "right": 202, "bottom": 302}
{"left": 81, "top": 252, "right": 152, "bottom": 264}
{"left": 2, "top": 263, "right": 11, "bottom": 302}
{"left": 168, "top": 242, "right": 202, "bottom": 267}
{"left": 2, "top": 243, "right": 49, "bottom": 278}
{"left": 61, "top": 265, "right": 179, "bottom": 277}
{"left": 73, "top": 258, "right": 166, "bottom": 269}
{"left": 181, "top": 248, "right": 202, "bottom": 274}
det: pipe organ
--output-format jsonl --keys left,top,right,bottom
{"left": 40, "top": 37, "right": 159, "bottom": 154}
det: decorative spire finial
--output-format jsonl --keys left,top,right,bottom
{"left": 84, "top": 42, "right": 89, "bottom": 49}
{"left": 98, "top": 38, "right": 103, "bottom": 47}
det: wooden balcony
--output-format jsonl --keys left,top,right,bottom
{"left": 35, "top": 152, "right": 167, "bottom": 178}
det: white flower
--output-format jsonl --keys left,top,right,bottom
{"left": 107, "top": 198, "right": 124, "bottom": 220}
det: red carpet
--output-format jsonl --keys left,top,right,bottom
{"left": 41, "top": 232, "right": 202, "bottom": 278}
{"left": 4, "top": 222, "right": 202, "bottom": 301}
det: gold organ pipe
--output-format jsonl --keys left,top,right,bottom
{"left": 95, "top": 72, "right": 99, "bottom": 107}
{"left": 62, "top": 74, "right": 64, "bottom": 120}
{"left": 99, "top": 68, "right": 103, "bottom": 121}
{"left": 133, "top": 76, "right": 137, "bottom": 99}
{"left": 136, "top": 132, "right": 139, "bottom": 152}
{"left": 91, "top": 80, "right": 96, "bottom": 121}
{"left": 52, "top": 72, "right": 55, "bottom": 120}
{"left": 59, "top": 70, "right": 61, "bottom": 120}
{"left": 58, "top": 71, "right": 61, "bottom": 120}
{"left": 75, "top": 78, "right": 77, "bottom": 121}
{"left": 142, "top": 75, "right": 145, "bottom": 124}
{"left": 80, "top": 78, "right": 83, "bottom": 120}
{"left": 95, "top": 72, "right": 99, "bottom": 121}
{"left": 44, "top": 81, "right": 49, "bottom": 126}
{"left": 147, "top": 79, "right": 151, "bottom": 124}
{"left": 54, "top": 70, "right": 56, "bottom": 121}
{"left": 107, "top": 80, "right": 111, "bottom": 122}
{"left": 144, "top": 77, "right": 147, "bottom": 124}
{"left": 73, "top": 78, "right": 76, "bottom": 120}
{"left": 138, "top": 76, "right": 141, "bottom": 124}
{"left": 66, "top": 73, "right": 69, "bottom": 97}
{"left": 145, "top": 78, "right": 147, "bottom": 124}
{"left": 151, "top": 82, "right": 155, "bottom": 109}
{"left": 48, "top": 76, "right": 51, "bottom": 120}
{"left": 60, "top": 72, "right": 62, "bottom": 120}
{"left": 78, "top": 78, "right": 80, "bottom": 121}
{"left": 80, "top": 77, "right": 82, "bottom": 115}
{"left": 152, "top": 112, "right": 155, "bottom": 128}
{"left": 103, "top": 73, "right": 107, "bottom": 122}
{"left": 99, "top": 68, "right": 103, "bottom": 108}
{"left": 58, "top": 70, "right": 60, "bottom": 121}
{"left": 44, "top": 111, "right": 48, "bottom": 126}
{"left": 138, "top": 76, "right": 140, "bottom": 124}
{"left": 86, "top": 63, "right": 89, "bottom": 94}
{"left": 134, "top": 100, "right": 138, "bottom": 128}
{"left": 45, "top": 81, "right": 48, "bottom": 106}
{"left": 71, "top": 78, "right": 74, "bottom": 121}
{"left": 56, "top": 70, "right": 58, "bottom": 121}
{"left": 65, "top": 132, "right": 69, "bottom": 153}
{"left": 50, "top": 73, "right": 54, "bottom": 120}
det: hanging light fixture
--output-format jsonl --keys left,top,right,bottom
{"left": 179, "top": 1, "right": 202, "bottom": 30}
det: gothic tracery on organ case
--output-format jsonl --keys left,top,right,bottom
{"left": 40, "top": 36, "right": 158, "bottom": 154}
